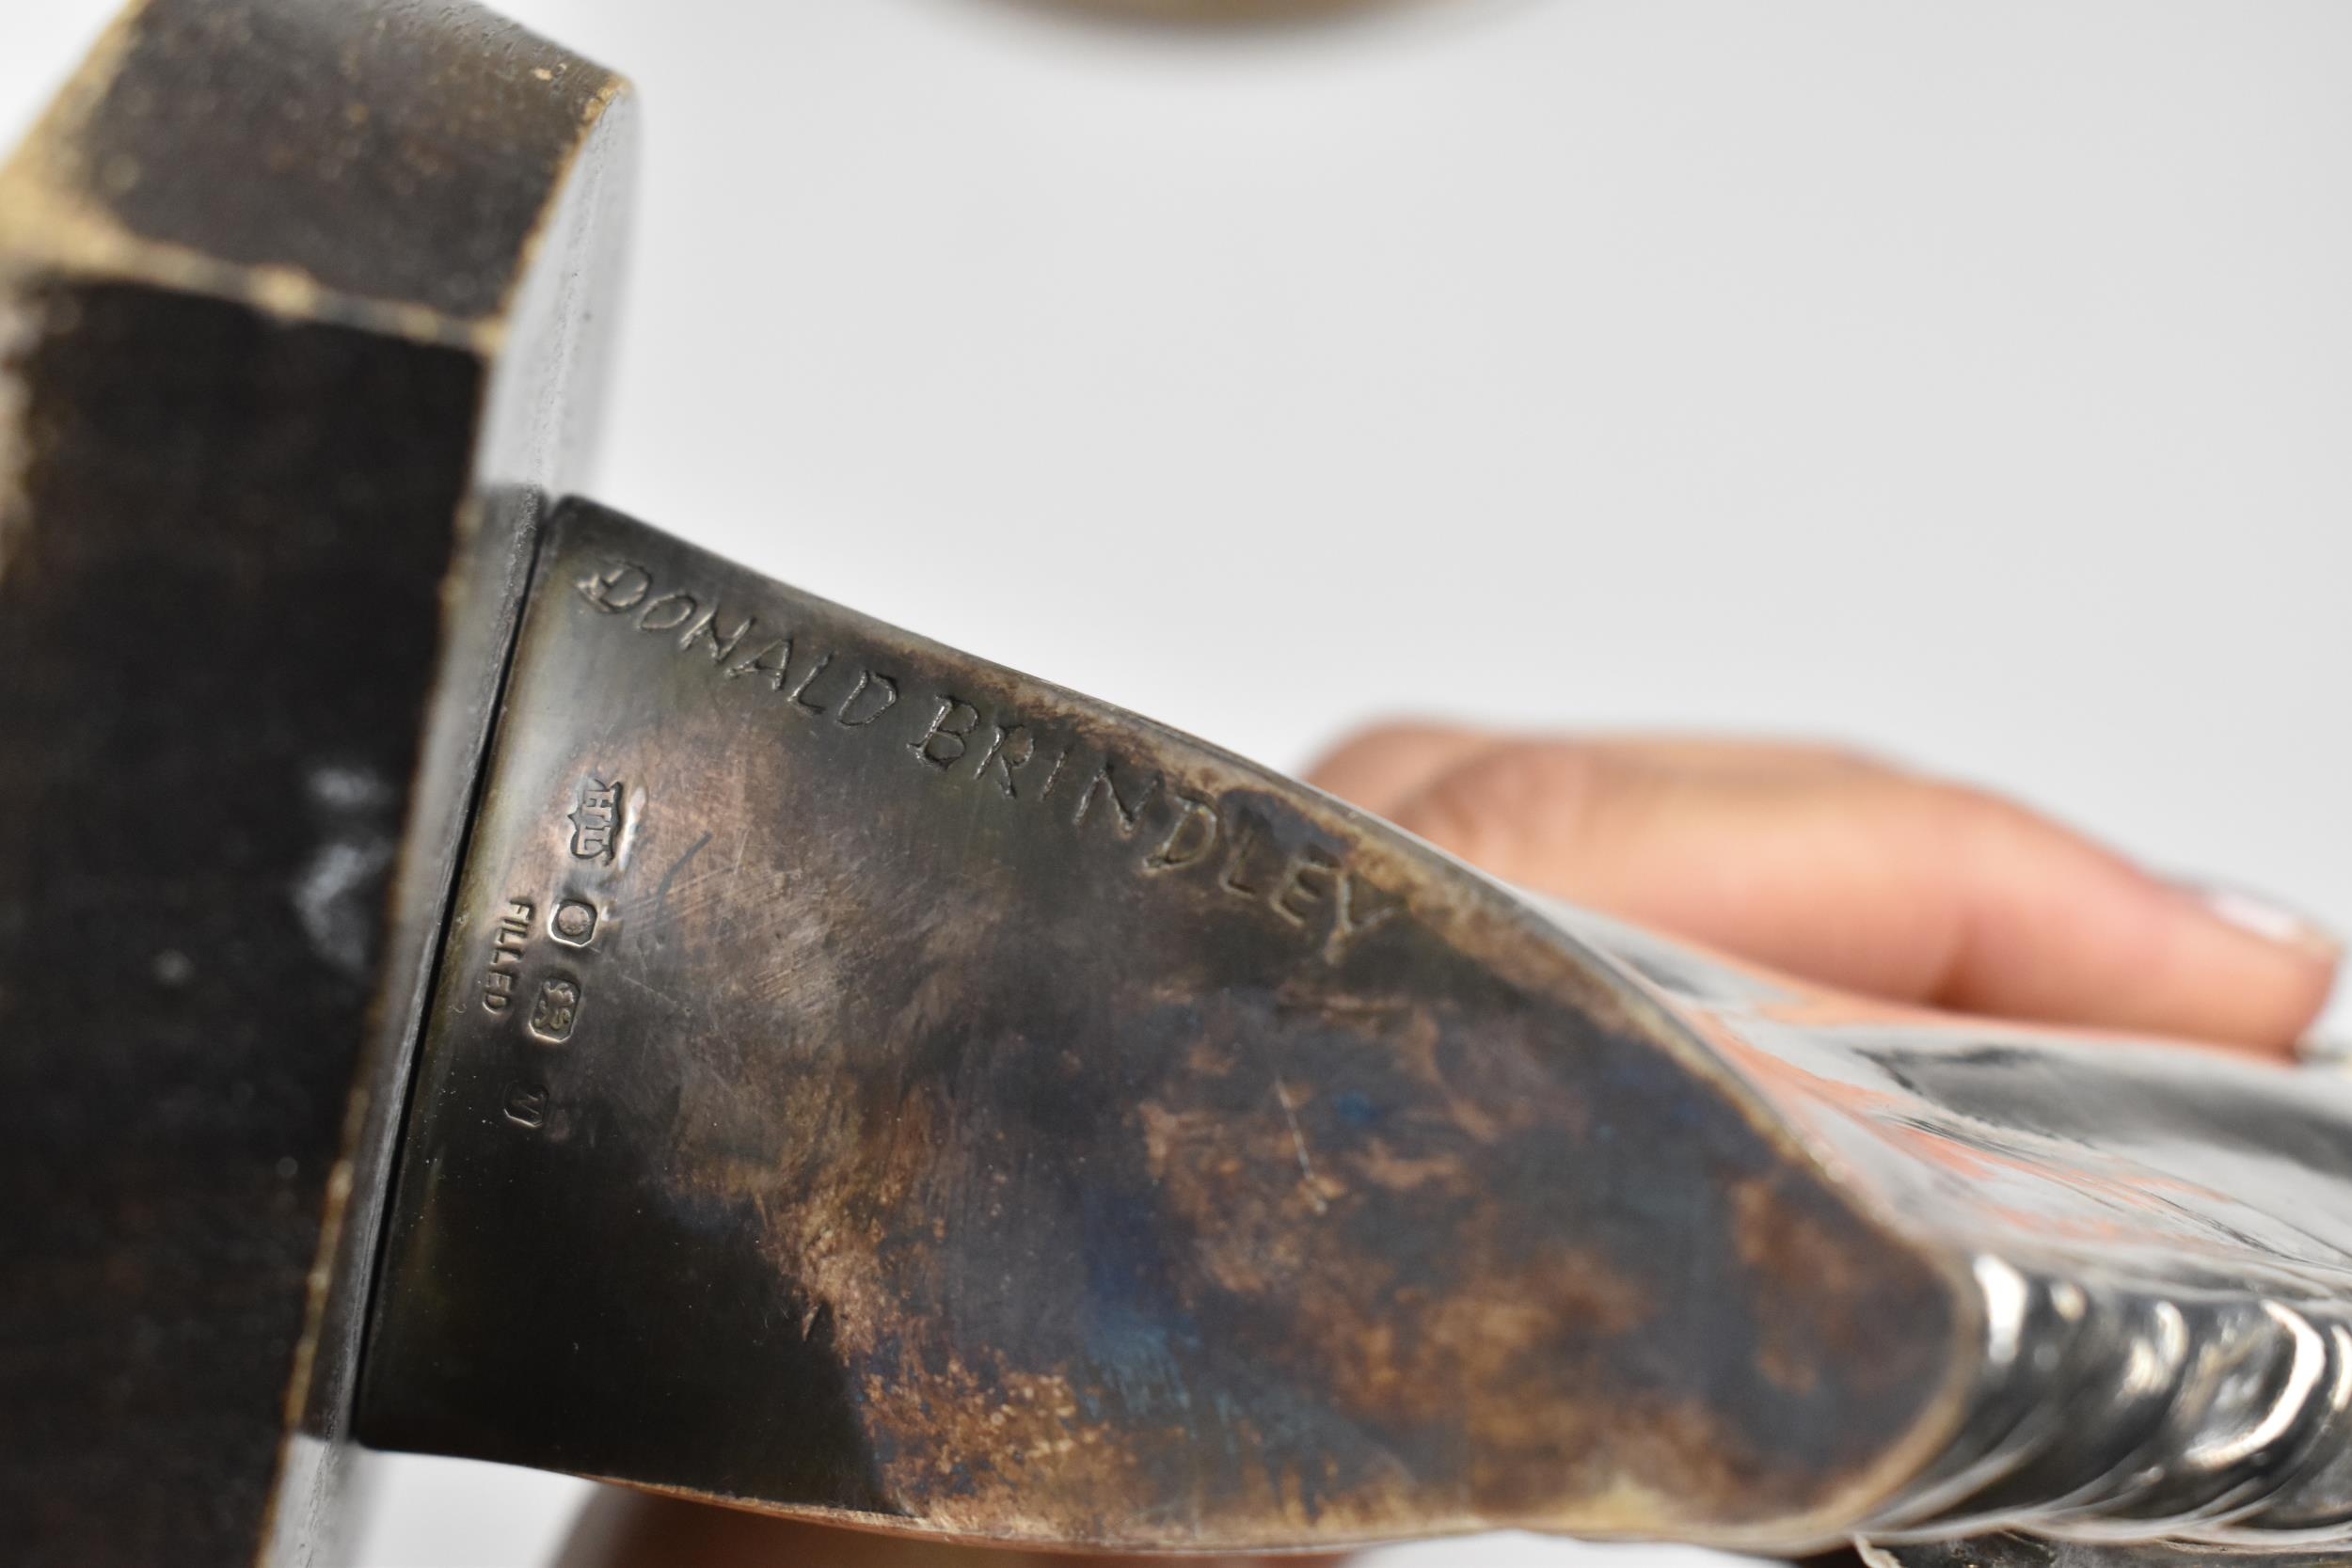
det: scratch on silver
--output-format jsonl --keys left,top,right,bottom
{"left": 1271, "top": 1074, "right": 1328, "bottom": 1216}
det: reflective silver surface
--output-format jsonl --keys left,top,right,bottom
{"left": 1558, "top": 911, "right": 2352, "bottom": 1555}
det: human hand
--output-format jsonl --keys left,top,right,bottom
{"left": 560, "top": 726, "right": 2338, "bottom": 1568}
{"left": 1310, "top": 727, "right": 2337, "bottom": 1055}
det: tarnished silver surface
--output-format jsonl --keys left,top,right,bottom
{"left": 358, "top": 498, "right": 2352, "bottom": 1562}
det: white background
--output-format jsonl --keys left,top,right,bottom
{"left": 8, "top": 2, "right": 2351, "bottom": 1564}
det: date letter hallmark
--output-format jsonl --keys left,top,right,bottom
{"left": 528, "top": 977, "right": 582, "bottom": 1044}
{"left": 480, "top": 899, "right": 532, "bottom": 1014}
{"left": 503, "top": 1083, "right": 548, "bottom": 1131}
{"left": 568, "top": 778, "right": 623, "bottom": 863}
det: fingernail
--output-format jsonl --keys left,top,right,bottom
{"left": 2296, "top": 1035, "right": 2352, "bottom": 1068}
{"left": 2177, "top": 879, "right": 2343, "bottom": 959}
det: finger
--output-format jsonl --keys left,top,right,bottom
{"left": 1365, "top": 737, "right": 2336, "bottom": 1054}
{"left": 1304, "top": 724, "right": 1875, "bottom": 815}
{"left": 1302, "top": 723, "right": 1494, "bottom": 817}
{"left": 558, "top": 1487, "right": 1350, "bottom": 1568}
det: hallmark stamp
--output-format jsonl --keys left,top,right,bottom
{"left": 568, "top": 778, "right": 623, "bottom": 862}
{"left": 503, "top": 1083, "right": 548, "bottom": 1131}
{"left": 481, "top": 898, "right": 532, "bottom": 1013}
{"left": 528, "top": 977, "right": 581, "bottom": 1044}
{"left": 548, "top": 898, "right": 598, "bottom": 948}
